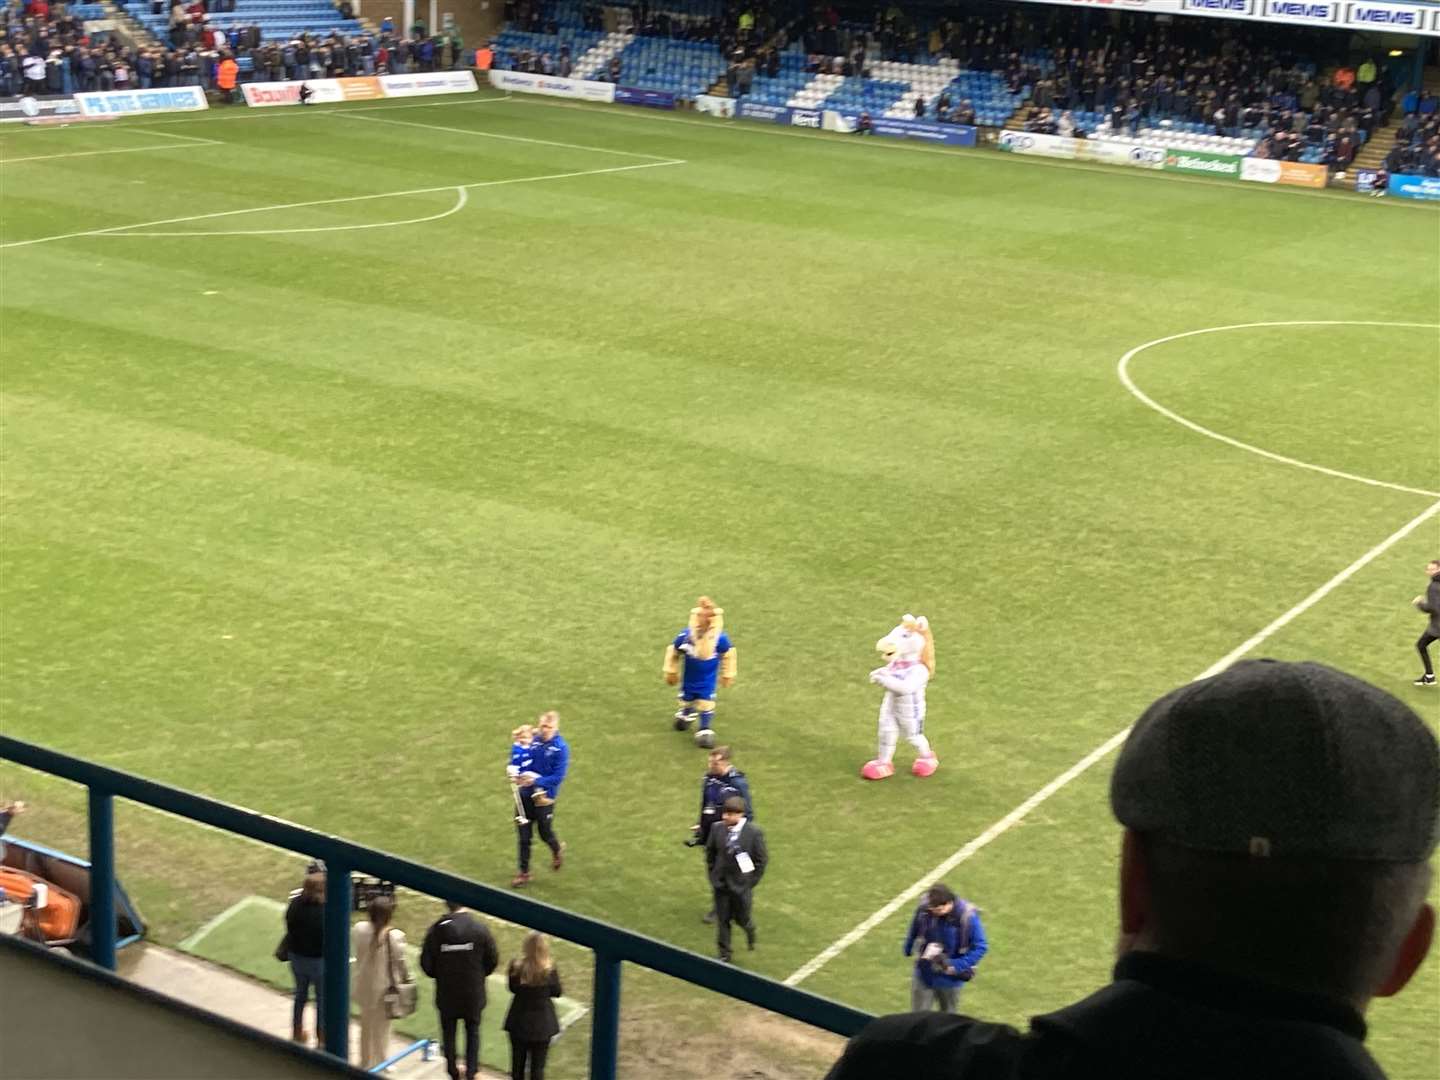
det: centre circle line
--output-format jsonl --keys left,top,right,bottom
{"left": 1117, "top": 320, "right": 1440, "bottom": 499}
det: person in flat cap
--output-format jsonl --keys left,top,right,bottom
{"left": 826, "top": 659, "right": 1438, "bottom": 1080}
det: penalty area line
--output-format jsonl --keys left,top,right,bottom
{"left": 783, "top": 495, "right": 1440, "bottom": 988}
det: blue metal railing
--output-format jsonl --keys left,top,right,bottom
{"left": 0, "top": 736, "right": 870, "bottom": 1077}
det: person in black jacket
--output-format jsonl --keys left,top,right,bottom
{"left": 420, "top": 902, "right": 500, "bottom": 1080}
{"left": 826, "top": 660, "right": 1438, "bottom": 1080}
{"left": 1411, "top": 559, "right": 1440, "bottom": 686}
{"left": 688, "top": 747, "right": 754, "bottom": 925}
{"left": 705, "top": 795, "right": 767, "bottom": 963}
{"left": 504, "top": 932, "right": 562, "bottom": 1080}
{"left": 284, "top": 871, "right": 325, "bottom": 1046}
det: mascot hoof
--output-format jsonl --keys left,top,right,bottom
{"left": 860, "top": 760, "right": 895, "bottom": 781}
{"left": 911, "top": 753, "right": 939, "bottom": 778}
{"left": 694, "top": 729, "right": 716, "bottom": 749}
{"left": 673, "top": 710, "right": 695, "bottom": 731}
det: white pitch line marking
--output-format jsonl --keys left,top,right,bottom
{"left": 333, "top": 108, "right": 685, "bottom": 163}
{"left": 114, "top": 184, "right": 469, "bottom": 237}
{"left": 784, "top": 495, "right": 1440, "bottom": 988}
{"left": 0, "top": 159, "right": 682, "bottom": 249}
{"left": 177, "top": 894, "right": 279, "bottom": 951}
{"left": 1119, "top": 321, "right": 1440, "bottom": 498}
{"left": 0, "top": 141, "right": 218, "bottom": 165}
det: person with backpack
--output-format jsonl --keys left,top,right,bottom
{"left": 903, "top": 884, "right": 987, "bottom": 1012}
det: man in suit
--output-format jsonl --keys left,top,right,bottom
{"left": 706, "top": 795, "right": 767, "bottom": 963}
{"left": 420, "top": 901, "right": 500, "bottom": 1080}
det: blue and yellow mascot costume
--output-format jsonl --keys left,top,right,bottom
{"left": 663, "top": 596, "right": 738, "bottom": 749}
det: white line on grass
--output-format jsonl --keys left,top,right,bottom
{"left": 116, "top": 184, "right": 470, "bottom": 237}
{"left": 1119, "top": 321, "right": 1440, "bottom": 498}
{"left": 177, "top": 894, "right": 280, "bottom": 951}
{"left": 0, "top": 141, "right": 219, "bottom": 164}
{"left": 333, "top": 108, "right": 685, "bottom": 163}
{"left": 785, "top": 495, "right": 1440, "bottom": 987}
{"left": 0, "top": 160, "right": 681, "bottom": 248}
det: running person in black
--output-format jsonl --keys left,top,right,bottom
{"left": 1413, "top": 559, "right": 1440, "bottom": 686}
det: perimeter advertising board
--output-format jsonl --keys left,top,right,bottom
{"left": 486, "top": 69, "right": 615, "bottom": 102}
{"left": 615, "top": 86, "right": 677, "bottom": 109}
{"left": 0, "top": 95, "right": 80, "bottom": 123}
{"left": 695, "top": 94, "right": 735, "bottom": 118}
{"left": 1078, "top": 139, "right": 1166, "bottom": 169}
{"left": 242, "top": 77, "right": 383, "bottom": 107}
{"left": 1389, "top": 174, "right": 1440, "bottom": 201}
{"left": 75, "top": 86, "right": 207, "bottom": 116}
{"left": 998, "top": 130, "right": 1077, "bottom": 159}
{"left": 1163, "top": 149, "right": 1242, "bottom": 178}
{"left": 379, "top": 71, "right": 477, "bottom": 97}
{"left": 1239, "top": 157, "right": 1329, "bottom": 188}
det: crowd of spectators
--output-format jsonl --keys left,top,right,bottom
{"left": 1385, "top": 90, "right": 1440, "bottom": 177}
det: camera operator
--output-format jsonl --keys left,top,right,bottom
{"left": 903, "top": 884, "right": 987, "bottom": 1013}
{"left": 687, "top": 747, "right": 753, "bottom": 924}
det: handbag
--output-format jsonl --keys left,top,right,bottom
{"left": 382, "top": 929, "right": 418, "bottom": 1019}
{"left": 274, "top": 933, "right": 290, "bottom": 962}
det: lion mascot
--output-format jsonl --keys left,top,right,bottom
{"left": 861, "top": 614, "right": 939, "bottom": 780}
{"left": 663, "top": 596, "right": 737, "bottom": 749}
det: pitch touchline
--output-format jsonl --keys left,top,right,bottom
{"left": 1118, "top": 321, "right": 1440, "bottom": 499}
{"left": 784, "top": 495, "right": 1440, "bottom": 987}
{"left": 332, "top": 108, "right": 684, "bottom": 162}
{"left": 108, "top": 186, "right": 470, "bottom": 237}
{"left": 0, "top": 160, "right": 682, "bottom": 248}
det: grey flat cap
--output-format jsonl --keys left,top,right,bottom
{"left": 1111, "top": 659, "right": 1439, "bottom": 862}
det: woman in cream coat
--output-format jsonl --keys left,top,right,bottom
{"left": 352, "top": 894, "right": 409, "bottom": 1069}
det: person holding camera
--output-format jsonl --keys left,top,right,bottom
{"left": 687, "top": 747, "right": 753, "bottom": 924}
{"left": 903, "top": 884, "right": 987, "bottom": 1013}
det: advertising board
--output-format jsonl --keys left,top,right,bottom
{"left": 615, "top": 86, "right": 677, "bottom": 109}
{"left": 1239, "top": 157, "right": 1328, "bottom": 188}
{"left": 1354, "top": 169, "right": 1379, "bottom": 194}
{"left": 737, "top": 101, "right": 791, "bottom": 123}
{"left": 242, "top": 77, "right": 383, "bottom": 107}
{"left": 1389, "top": 174, "right": 1440, "bottom": 201}
{"left": 1079, "top": 139, "right": 1166, "bottom": 169}
{"left": 695, "top": 94, "right": 735, "bottom": 118}
{"left": 0, "top": 95, "right": 80, "bottom": 123}
{"left": 75, "top": 86, "right": 207, "bottom": 116}
{"left": 486, "top": 69, "right": 615, "bottom": 103}
{"left": 998, "top": 130, "right": 1078, "bottom": 159}
{"left": 1163, "top": 149, "right": 1242, "bottom": 178}
{"left": 379, "top": 71, "right": 477, "bottom": 97}
{"left": 979, "top": 0, "right": 1440, "bottom": 34}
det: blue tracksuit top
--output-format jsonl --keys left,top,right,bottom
{"left": 697, "top": 768, "right": 754, "bottom": 836}
{"left": 509, "top": 742, "right": 534, "bottom": 774}
{"left": 904, "top": 902, "right": 988, "bottom": 989}
{"left": 530, "top": 734, "right": 569, "bottom": 802}
{"left": 675, "top": 630, "right": 733, "bottom": 700}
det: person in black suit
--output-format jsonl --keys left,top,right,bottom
{"left": 504, "top": 932, "right": 563, "bottom": 1080}
{"left": 705, "top": 795, "right": 768, "bottom": 963}
{"left": 420, "top": 901, "right": 500, "bottom": 1080}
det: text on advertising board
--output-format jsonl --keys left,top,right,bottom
{"left": 1265, "top": 0, "right": 1337, "bottom": 20}
{"left": 1184, "top": 0, "right": 1254, "bottom": 12}
{"left": 790, "top": 109, "right": 822, "bottom": 128}
{"left": 1344, "top": 3, "right": 1421, "bottom": 27}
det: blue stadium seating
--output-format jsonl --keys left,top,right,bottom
{"left": 121, "top": 1, "right": 363, "bottom": 44}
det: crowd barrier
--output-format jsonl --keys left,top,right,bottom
{"left": 0, "top": 735, "right": 869, "bottom": 1080}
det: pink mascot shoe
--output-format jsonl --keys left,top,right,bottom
{"left": 860, "top": 760, "right": 895, "bottom": 780}
{"left": 911, "top": 752, "right": 939, "bottom": 778}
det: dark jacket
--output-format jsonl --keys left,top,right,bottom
{"left": 284, "top": 894, "right": 324, "bottom": 959}
{"left": 420, "top": 910, "right": 499, "bottom": 1018}
{"left": 1417, "top": 573, "right": 1440, "bottom": 636}
{"left": 705, "top": 819, "right": 767, "bottom": 892}
{"left": 825, "top": 952, "right": 1384, "bottom": 1080}
{"left": 503, "top": 963, "right": 562, "bottom": 1043}
{"left": 697, "top": 767, "right": 753, "bottom": 840}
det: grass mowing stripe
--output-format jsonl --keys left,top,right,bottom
{"left": 785, "top": 496, "right": 1440, "bottom": 987}
{"left": 334, "top": 108, "right": 686, "bottom": 162}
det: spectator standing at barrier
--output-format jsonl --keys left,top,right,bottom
{"left": 215, "top": 52, "right": 237, "bottom": 103}
{"left": 689, "top": 746, "right": 753, "bottom": 924}
{"left": 421, "top": 901, "right": 500, "bottom": 1080}
{"left": 1412, "top": 559, "right": 1440, "bottom": 686}
{"left": 826, "top": 659, "right": 1439, "bottom": 1080}
{"left": 903, "top": 884, "right": 987, "bottom": 1013}
{"left": 512, "top": 711, "right": 568, "bottom": 888}
{"left": 705, "top": 795, "right": 767, "bottom": 963}
{"left": 504, "top": 932, "right": 562, "bottom": 1080}
{"left": 352, "top": 894, "right": 411, "bottom": 1070}
{"left": 284, "top": 871, "right": 326, "bottom": 1046}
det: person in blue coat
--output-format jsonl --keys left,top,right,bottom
{"left": 904, "top": 884, "right": 987, "bottom": 1012}
{"left": 512, "top": 711, "right": 568, "bottom": 888}
{"left": 663, "top": 596, "right": 738, "bottom": 749}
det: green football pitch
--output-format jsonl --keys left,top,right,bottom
{"left": 2, "top": 89, "right": 1438, "bottom": 1078}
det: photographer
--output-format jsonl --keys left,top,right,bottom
{"left": 903, "top": 884, "right": 987, "bottom": 1013}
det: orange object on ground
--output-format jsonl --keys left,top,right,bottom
{"left": 475, "top": 46, "right": 493, "bottom": 71}
{"left": 0, "top": 865, "right": 82, "bottom": 942}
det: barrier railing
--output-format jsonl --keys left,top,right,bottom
{"left": 0, "top": 736, "right": 870, "bottom": 1077}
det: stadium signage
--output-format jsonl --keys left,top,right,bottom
{"left": 615, "top": 86, "right": 677, "bottom": 109}
{"left": 998, "top": 130, "right": 1078, "bottom": 159}
{"left": 486, "top": 69, "right": 616, "bottom": 103}
{"left": 1264, "top": 0, "right": 1338, "bottom": 19}
{"left": 242, "top": 77, "right": 384, "bottom": 107}
{"left": 1343, "top": 3, "right": 1422, "bottom": 28}
{"left": 1353, "top": 169, "right": 1379, "bottom": 193}
{"left": 1163, "top": 150, "right": 1241, "bottom": 177}
{"left": 790, "top": 109, "right": 822, "bottom": 128}
{"left": 75, "top": 86, "right": 207, "bottom": 116}
{"left": 0, "top": 95, "right": 80, "bottom": 123}
{"left": 1389, "top": 174, "right": 1440, "bottom": 201}
{"left": 1239, "top": 157, "right": 1328, "bottom": 188}
{"left": 695, "top": 94, "right": 735, "bottom": 118}
{"left": 737, "top": 101, "right": 792, "bottom": 123}
{"left": 380, "top": 71, "right": 478, "bottom": 97}
{"left": 1183, "top": 0, "right": 1254, "bottom": 12}
{"left": 1079, "top": 139, "right": 1166, "bottom": 168}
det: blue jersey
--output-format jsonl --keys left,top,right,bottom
{"left": 674, "top": 630, "right": 733, "bottom": 699}
{"left": 509, "top": 742, "right": 535, "bottom": 774}
{"left": 530, "top": 734, "right": 569, "bottom": 802}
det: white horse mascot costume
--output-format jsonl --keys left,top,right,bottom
{"left": 861, "top": 614, "right": 939, "bottom": 780}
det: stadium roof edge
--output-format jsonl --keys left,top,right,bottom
{"left": 984, "top": 0, "right": 1440, "bottom": 39}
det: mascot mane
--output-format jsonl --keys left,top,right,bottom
{"left": 688, "top": 595, "right": 725, "bottom": 661}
